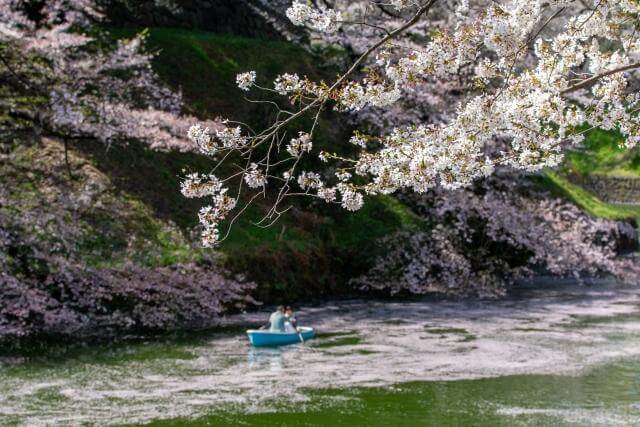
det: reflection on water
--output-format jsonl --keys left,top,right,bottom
{"left": 3, "top": 279, "right": 640, "bottom": 425}
{"left": 247, "top": 347, "right": 284, "bottom": 369}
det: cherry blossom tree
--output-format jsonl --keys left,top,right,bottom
{"left": 0, "top": 1, "right": 258, "bottom": 340}
{"left": 0, "top": 0, "right": 219, "bottom": 154}
{"left": 183, "top": 0, "right": 640, "bottom": 249}
{"left": 354, "top": 176, "right": 640, "bottom": 297}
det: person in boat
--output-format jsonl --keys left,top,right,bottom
{"left": 267, "top": 305, "right": 286, "bottom": 332}
{"left": 284, "top": 306, "right": 298, "bottom": 333}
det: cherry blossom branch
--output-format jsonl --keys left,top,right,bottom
{"left": 560, "top": 62, "right": 640, "bottom": 95}
{"left": 331, "top": 0, "right": 436, "bottom": 91}
{"left": 183, "top": 0, "right": 640, "bottom": 247}
{"left": 248, "top": 0, "right": 438, "bottom": 225}
{"left": 252, "top": 0, "right": 436, "bottom": 146}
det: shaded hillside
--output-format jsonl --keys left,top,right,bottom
{"left": 72, "top": 28, "right": 423, "bottom": 301}
{"left": 3, "top": 26, "right": 637, "bottom": 310}
{"left": 0, "top": 137, "right": 201, "bottom": 270}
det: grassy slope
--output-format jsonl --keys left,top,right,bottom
{"left": 1, "top": 137, "right": 205, "bottom": 271}
{"left": 87, "top": 28, "right": 423, "bottom": 301}
{"left": 539, "top": 129, "right": 640, "bottom": 222}
{"left": 563, "top": 129, "right": 640, "bottom": 177}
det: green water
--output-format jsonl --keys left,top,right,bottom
{"left": 151, "top": 360, "right": 640, "bottom": 426}
{"left": 3, "top": 282, "right": 640, "bottom": 426}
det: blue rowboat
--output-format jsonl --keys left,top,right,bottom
{"left": 246, "top": 327, "right": 315, "bottom": 347}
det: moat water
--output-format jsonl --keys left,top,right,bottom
{"left": 3, "top": 279, "right": 640, "bottom": 426}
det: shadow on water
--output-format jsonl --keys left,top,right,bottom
{"left": 0, "top": 278, "right": 629, "bottom": 361}
{"left": 0, "top": 323, "right": 262, "bottom": 371}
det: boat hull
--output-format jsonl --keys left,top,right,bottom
{"left": 246, "top": 327, "right": 315, "bottom": 347}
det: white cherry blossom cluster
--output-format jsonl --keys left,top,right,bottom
{"left": 337, "top": 80, "right": 402, "bottom": 111}
{"left": 236, "top": 71, "right": 256, "bottom": 91}
{"left": 285, "top": 1, "right": 342, "bottom": 33}
{"left": 342, "top": 0, "right": 640, "bottom": 196}
{"left": 187, "top": 124, "right": 248, "bottom": 154}
{"left": 184, "top": 0, "right": 640, "bottom": 246}
{"left": 181, "top": 173, "right": 222, "bottom": 198}
{"left": 297, "top": 171, "right": 322, "bottom": 190}
{"left": 200, "top": 226, "right": 220, "bottom": 248}
{"left": 186, "top": 124, "right": 213, "bottom": 152}
{"left": 273, "top": 73, "right": 304, "bottom": 95}
{"left": 349, "top": 133, "right": 367, "bottom": 148}
{"left": 317, "top": 186, "right": 337, "bottom": 202}
{"left": 181, "top": 173, "right": 236, "bottom": 247}
{"left": 286, "top": 132, "right": 313, "bottom": 157}
{"left": 337, "top": 183, "right": 364, "bottom": 211}
{"left": 198, "top": 189, "right": 236, "bottom": 224}
{"left": 215, "top": 126, "right": 248, "bottom": 149}
{"left": 244, "top": 163, "right": 268, "bottom": 188}
{"left": 295, "top": 174, "right": 362, "bottom": 210}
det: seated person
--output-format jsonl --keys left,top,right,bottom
{"left": 284, "top": 306, "right": 298, "bottom": 333}
{"left": 268, "top": 305, "right": 286, "bottom": 332}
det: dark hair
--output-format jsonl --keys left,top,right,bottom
{"left": 285, "top": 305, "right": 292, "bottom": 311}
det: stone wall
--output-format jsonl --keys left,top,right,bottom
{"left": 568, "top": 174, "right": 640, "bottom": 206}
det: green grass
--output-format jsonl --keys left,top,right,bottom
{"left": 218, "top": 194, "right": 423, "bottom": 301}
{"left": 537, "top": 129, "right": 640, "bottom": 223}
{"left": 326, "top": 195, "right": 424, "bottom": 251}
{"left": 541, "top": 171, "right": 640, "bottom": 221}
{"left": 110, "top": 28, "right": 335, "bottom": 121}
{"left": 563, "top": 129, "right": 640, "bottom": 177}
{"left": 218, "top": 204, "right": 320, "bottom": 254}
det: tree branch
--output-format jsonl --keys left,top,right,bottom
{"left": 0, "top": 51, "right": 35, "bottom": 91}
{"left": 250, "top": 0, "right": 436, "bottom": 146}
{"left": 329, "top": 0, "right": 436, "bottom": 92}
{"left": 561, "top": 62, "right": 640, "bottom": 95}
{"left": 376, "top": 4, "right": 401, "bottom": 19}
